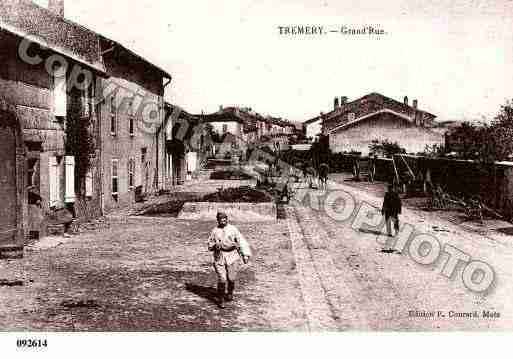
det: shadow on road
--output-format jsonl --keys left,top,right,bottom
{"left": 184, "top": 283, "right": 218, "bottom": 304}
{"left": 358, "top": 228, "right": 383, "bottom": 236}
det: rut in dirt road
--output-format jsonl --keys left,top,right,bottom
{"left": 285, "top": 203, "right": 370, "bottom": 330}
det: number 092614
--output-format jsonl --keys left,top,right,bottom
{"left": 16, "top": 339, "right": 48, "bottom": 348}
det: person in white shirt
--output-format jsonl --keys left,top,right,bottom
{"left": 208, "top": 212, "right": 252, "bottom": 309}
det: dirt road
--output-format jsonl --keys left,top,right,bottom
{"left": 1, "top": 179, "right": 512, "bottom": 331}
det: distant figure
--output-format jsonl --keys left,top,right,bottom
{"left": 318, "top": 163, "right": 329, "bottom": 191}
{"left": 208, "top": 212, "right": 252, "bottom": 309}
{"left": 381, "top": 184, "right": 402, "bottom": 237}
{"left": 308, "top": 167, "right": 318, "bottom": 189}
{"left": 301, "top": 162, "right": 308, "bottom": 179}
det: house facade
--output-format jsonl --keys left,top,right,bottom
{"left": 97, "top": 36, "right": 171, "bottom": 212}
{"left": 303, "top": 115, "right": 323, "bottom": 140}
{"left": 322, "top": 93, "right": 443, "bottom": 155}
{"left": 1, "top": 0, "right": 174, "bottom": 246}
{"left": 163, "top": 103, "right": 205, "bottom": 185}
{"left": 201, "top": 108, "right": 247, "bottom": 158}
{"left": 0, "top": 0, "right": 106, "bottom": 244}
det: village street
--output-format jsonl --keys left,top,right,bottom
{"left": 1, "top": 176, "right": 513, "bottom": 331}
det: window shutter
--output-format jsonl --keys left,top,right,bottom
{"left": 85, "top": 170, "right": 93, "bottom": 197}
{"left": 186, "top": 152, "right": 197, "bottom": 172}
{"left": 64, "top": 156, "right": 75, "bottom": 203}
{"left": 49, "top": 156, "right": 59, "bottom": 207}
{"left": 127, "top": 160, "right": 132, "bottom": 188}
{"left": 54, "top": 75, "right": 67, "bottom": 117}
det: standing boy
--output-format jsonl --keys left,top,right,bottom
{"left": 381, "top": 184, "right": 402, "bottom": 237}
{"left": 208, "top": 212, "right": 252, "bottom": 309}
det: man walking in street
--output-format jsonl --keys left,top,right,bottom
{"left": 318, "top": 162, "right": 329, "bottom": 191}
{"left": 208, "top": 212, "right": 252, "bottom": 309}
{"left": 381, "top": 184, "right": 402, "bottom": 237}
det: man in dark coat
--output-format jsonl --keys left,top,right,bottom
{"left": 318, "top": 163, "right": 329, "bottom": 191}
{"left": 382, "top": 184, "right": 402, "bottom": 236}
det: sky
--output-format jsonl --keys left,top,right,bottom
{"left": 34, "top": 0, "right": 513, "bottom": 123}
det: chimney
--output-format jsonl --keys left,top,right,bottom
{"left": 412, "top": 99, "right": 418, "bottom": 109}
{"left": 340, "top": 96, "right": 348, "bottom": 105}
{"left": 404, "top": 96, "right": 409, "bottom": 105}
{"left": 48, "top": 0, "right": 65, "bottom": 17}
{"left": 334, "top": 97, "right": 339, "bottom": 110}
{"left": 219, "top": 105, "right": 223, "bottom": 112}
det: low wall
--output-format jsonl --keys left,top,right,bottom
{"left": 178, "top": 202, "right": 277, "bottom": 222}
{"left": 330, "top": 153, "right": 513, "bottom": 221}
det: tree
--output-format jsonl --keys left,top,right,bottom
{"left": 446, "top": 121, "right": 481, "bottom": 160}
{"left": 369, "top": 139, "right": 406, "bottom": 158}
{"left": 65, "top": 108, "right": 95, "bottom": 195}
{"left": 422, "top": 143, "right": 447, "bottom": 158}
{"left": 204, "top": 122, "right": 223, "bottom": 143}
{"left": 486, "top": 100, "right": 513, "bottom": 162}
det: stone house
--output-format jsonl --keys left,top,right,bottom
{"left": 1, "top": 0, "right": 173, "bottom": 249}
{"left": 322, "top": 93, "right": 443, "bottom": 155}
{"left": 0, "top": 0, "right": 107, "bottom": 245}
{"left": 201, "top": 107, "right": 252, "bottom": 158}
{"left": 97, "top": 36, "right": 171, "bottom": 212}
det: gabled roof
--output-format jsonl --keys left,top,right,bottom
{"left": 201, "top": 106, "right": 295, "bottom": 133}
{"left": 164, "top": 103, "right": 200, "bottom": 143}
{"left": 303, "top": 114, "right": 323, "bottom": 125}
{"left": 327, "top": 92, "right": 436, "bottom": 120}
{"left": 0, "top": 0, "right": 172, "bottom": 80}
{"left": 0, "top": 0, "right": 106, "bottom": 74}
{"left": 327, "top": 108, "right": 441, "bottom": 136}
{"left": 327, "top": 109, "right": 412, "bottom": 134}
{"left": 201, "top": 111, "right": 244, "bottom": 123}
{"left": 201, "top": 107, "right": 257, "bottom": 132}
{"left": 306, "top": 92, "right": 437, "bottom": 127}
{"left": 100, "top": 35, "right": 171, "bottom": 80}
{"left": 321, "top": 92, "right": 437, "bottom": 132}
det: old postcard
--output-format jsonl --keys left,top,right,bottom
{"left": 1, "top": 0, "right": 513, "bottom": 356}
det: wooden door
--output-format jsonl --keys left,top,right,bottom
{"left": 0, "top": 117, "right": 18, "bottom": 245}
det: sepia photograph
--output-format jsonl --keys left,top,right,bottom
{"left": 1, "top": 0, "right": 513, "bottom": 355}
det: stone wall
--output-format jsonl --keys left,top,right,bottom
{"left": 178, "top": 202, "right": 277, "bottom": 222}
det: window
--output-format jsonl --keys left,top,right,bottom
{"left": 141, "top": 148, "right": 147, "bottom": 164}
{"left": 128, "top": 158, "right": 135, "bottom": 189}
{"left": 348, "top": 112, "right": 356, "bottom": 122}
{"left": 128, "top": 101, "right": 135, "bottom": 137}
{"left": 54, "top": 72, "right": 67, "bottom": 118}
{"left": 110, "top": 97, "right": 117, "bottom": 135}
{"left": 111, "top": 159, "right": 119, "bottom": 199}
{"left": 27, "top": 158, "right": 39, "bottom": 188}
{"left": 85, "top": 170, "right": 93, "bottom": 198}
{"left": 222, "top": 124, "right": 228, "bottom": 134}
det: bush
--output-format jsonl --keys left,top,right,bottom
{"left": 210, "top": 169, "right": 253, "bottom": 180}
{"left": 202, "top": 186, "right": 273, "bottom": 203}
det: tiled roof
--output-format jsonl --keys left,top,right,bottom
{"left": 99, "top": 35, "right": 171, "bottom": 79}
{"left": 201, "top": 107, "right": 295, "bottom": 133}
{"left": 0, "top": 0, "right": 172, "bottom": 79}
{"left": 323, "top": 92, "right": 437, "bottom": 133}
{"left": 0, "top": 0, "right": 106, "bottom": 73}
